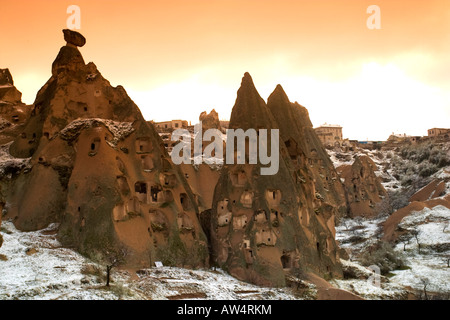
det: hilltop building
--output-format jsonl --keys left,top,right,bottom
{"left": 314, "top": 123, "right": 343, "bottom": 147}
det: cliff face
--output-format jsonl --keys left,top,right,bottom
{"left": 1, "top": 30, "right": 350, "bottom": 285}
{"left": 337, "top": 155, "right": 387, "bottom": 217}
{"left": 3, "top": 30, "right": 208, "bottom": 268}
{"left": 209, "top": 74, "right": 343, "bottom": 286}
{"left": 267, "top": 85, "right": 348, "bottom": 224}
{"left": 0, "top": 69, "right": 32, "bottom": 145}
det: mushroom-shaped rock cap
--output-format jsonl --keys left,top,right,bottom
{"left": 63, "top": 29, "right": 86, "bottom": 47}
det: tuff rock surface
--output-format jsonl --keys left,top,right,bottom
{"left": 2, "top": 31, "right": 209, "bottom": 268}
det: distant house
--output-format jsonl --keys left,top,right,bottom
{"left": 154, "top": 120, "right": 189, "bottom": 131}
{"left": 314, "top": 123, "right": 343, "bottom": 147}
{"left": 428, "top": 128, "right": 450, "bottom": 137}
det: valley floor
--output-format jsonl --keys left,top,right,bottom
{"left": 2, "top": 203, "right": 448, "bottom": 300}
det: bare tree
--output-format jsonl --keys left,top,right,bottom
{"left": 420, "top": 277, "right": 430, "bottom": 300}
{"left": 398, "top": 235, "right": 410, "bottom": 251}
{"left": 104, "top": 246, "right": 129, "bottom": 287}
{"left": 354, "top": 216, "right": 364, "bottom": 227}
{"left": 341, "top": 219, "right": 350, "bottom": 231}
{"left": 410, "top": 228, "right": 421, "bottom": 254}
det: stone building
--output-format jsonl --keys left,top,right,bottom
{"left": 154, "top": 120, "right": 189, "bottom": 131}
{"left": 314, "top": 123, "right": 343, "bottom": 147}
{"left": 428, "top": 128, "right": 450, "bottom": 138}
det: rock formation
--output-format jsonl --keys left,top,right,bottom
{"left": 0, "top": 31, "right": 351, "bottom": 287}
{"left": 266, "top": 84, "right": 348, "bottom": 223}
{"left": 63, "top": 29, "right": 86, "bottom": 47}
{"left": 208, "top": 73, "right": 343, "bottom": 286}
{"left": 2, "top": 30, "right": 208, "bottom": 268}
{"left": 0, "top": 68, "right": 22, "bottom": 104}
{"left": 199, "top": 109, "right": 221, "bottom": 131}
{"left": 337, "top": 155, "right": 387, "bottom": 217}
{"left": 0, "top": 69, "right": 32, "bottom": 145}
{"left": 409, "top": 179, "right": 446, "bottom": 202}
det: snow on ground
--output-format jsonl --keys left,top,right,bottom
{"left": 0, "top": 221, "right": 123, "bottom": 300}
{"left": 129, "top": 267, "right": 300, "bottom": 300}
{"left": 335, "top": 215, "right": 384, "bottom": 255}
{"left": 331, "top": 259, "right": 408, "bottom": 300}
{"left": 335, "top": 205, "right": 450, "bottom": 297}
{"left": 57, "top": 118, "right": 135, "bottom": 147}
{"left": 0, "top": 220, "right": 302, "bottom": 300}
{"left": 389, "top": 206, "right": 450, "bottom": 294}
{"left": 1, "top": 217, "right": 417, "bottom": 300}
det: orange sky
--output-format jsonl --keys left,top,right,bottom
{"left": 1, "top": 0, "right": 449, "bottom": 140}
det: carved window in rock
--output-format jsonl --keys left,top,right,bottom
{"left": 232, "top": 215, "right": 248, "bottom": 229}
{"left": 217, "top": 199, "right": 229, "bottom": 215}
{"left": 281, "top": 253, "right": 292, "bottom": 269}
{"left": 265, "top": 189, "right": 281, "bottom": 207}
{"left": 160, "top": 173, "right": 177, "bottom": 188}
{"left": 90, "top": 137, "right": 101, "bottom": 154}
{"left": 135, "top": 182, "right": 148, "bottom": 203}
{"left": 136, "top": 137, "right": 152, "bottom": 153}
{"left": 150, "top": 185, "right": 163, "bottom": 203}
{"left": 177, "top": 212, "right": 194, "bottom": 232}
{"left": 256, "top": 229, "right": 276, "bottom": 246}
{"left": 254, "top": 209, "right": 267, "bottom": 223}
{"left": 180, "top": 193, "right": 191, "bottom": 210}
{"left": 237, "top": 171, "right": 247, "bottom": 186}
{"left": 218, "top": 211, "right": 232, "bottom": 227}
{"left": 230, "top": 169, "right": 247, "bottom": 187}
{"left": 240, "top": 191, "right": 254, "bottom": 208}
{"left": 217, "top": 199, "right": 231, "bottom": 226}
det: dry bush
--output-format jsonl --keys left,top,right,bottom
{"left": 359, "top": 241, "right": 407, "bottom": 275}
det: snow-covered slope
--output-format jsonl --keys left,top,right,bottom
{"left": 335, "top": 205, "right": 450, "bottom": 298}
{"left": 390, "top": 205, "right": 450, "bottom": 294}
{"left": 0, "top": 220, "right": 301, "bottom": 300}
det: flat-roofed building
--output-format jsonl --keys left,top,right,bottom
{"left": 428, "top": 128, "right": 450, "bottom": 137}
{"left": 314, "top": 123, "right": 343, "bottom": 147}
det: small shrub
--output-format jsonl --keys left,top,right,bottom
{"left": 81, "top": 264, "right": 105, "bottom": 282}
{"left": 387, "top": 189, "right": 414, "bottom": 211}
{"left": 418, "top": 163, "right": 438, "bottom": 178}
{"left": 359, "top": 241, "right": 408, "bottom": 275}
{"left": 107, "top": 282, "right": 133, "bottom": 299}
